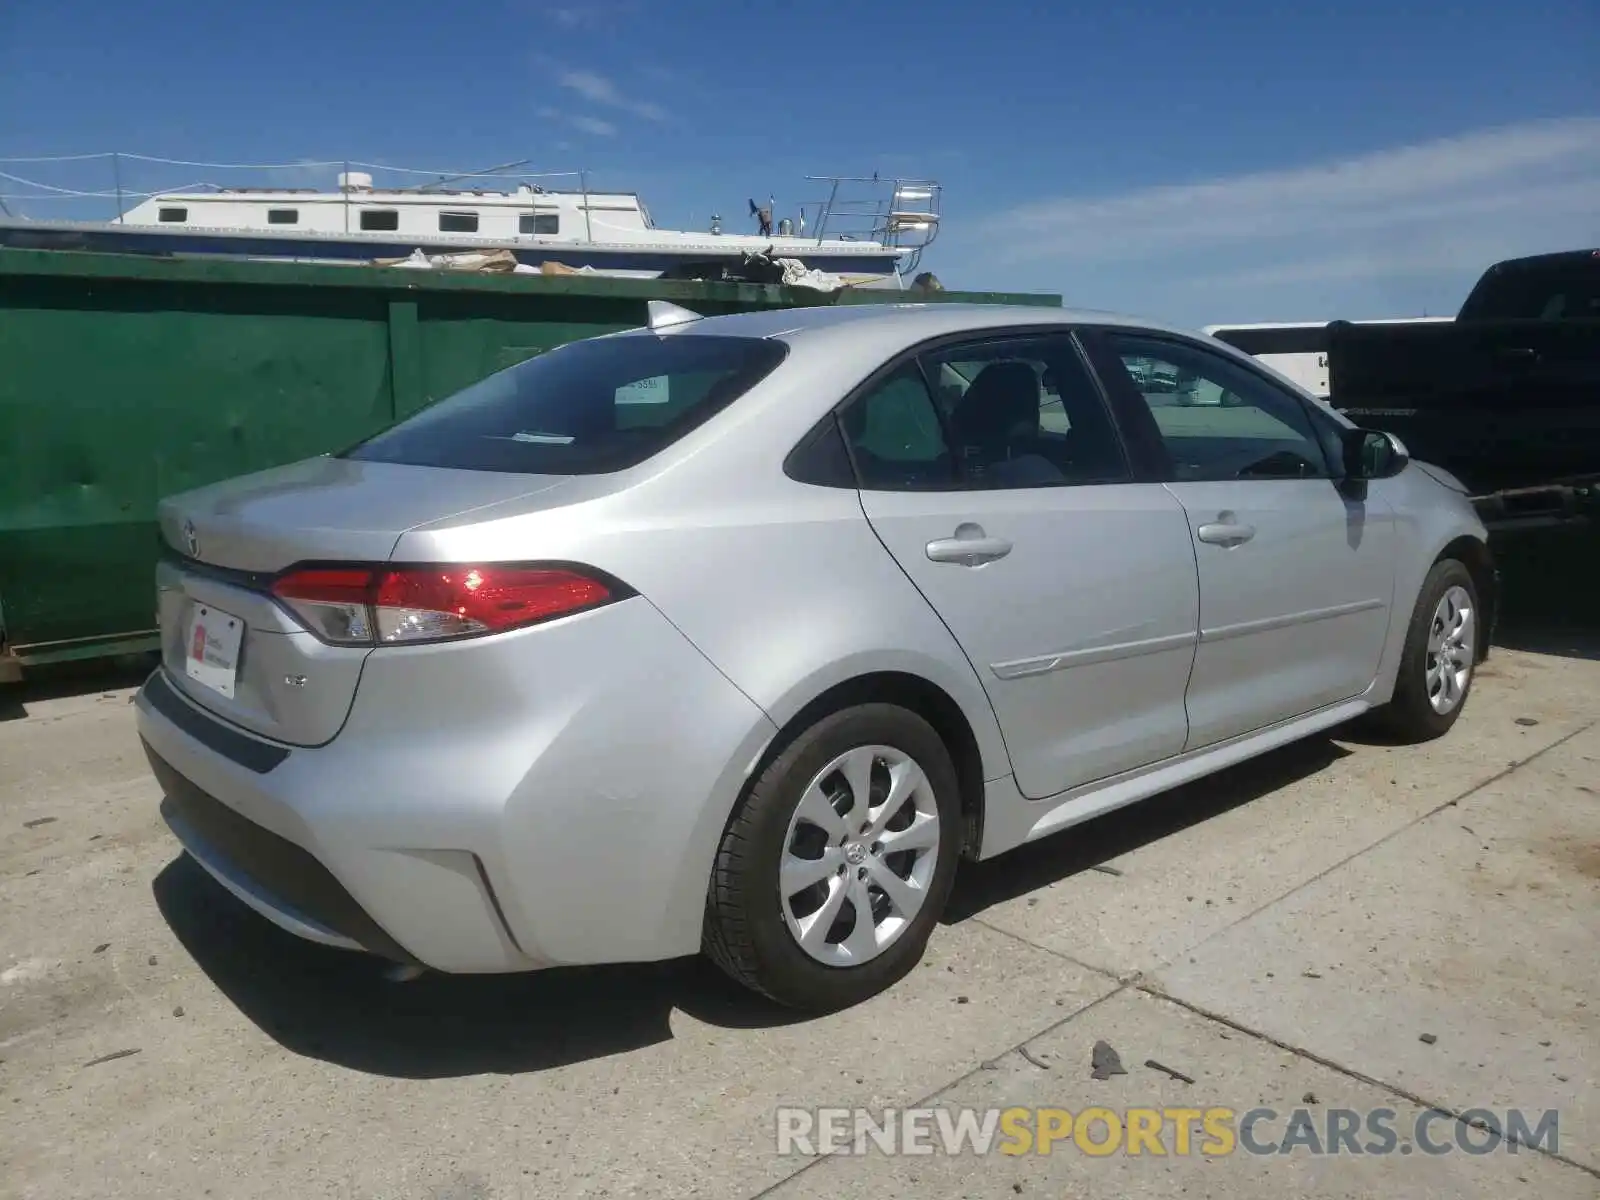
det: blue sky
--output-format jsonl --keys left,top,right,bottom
{"left": 1, "top": 0, "right": 1596, "bottom": 326}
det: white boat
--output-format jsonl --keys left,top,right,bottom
{"left": 0, "top": 159, "right": 941, "bottom": 285}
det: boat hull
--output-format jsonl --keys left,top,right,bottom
{"left": 0, "top": 220, "right": 905, "bottom": 279}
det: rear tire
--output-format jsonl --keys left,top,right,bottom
{"left": 703, "top": 703, "right": 962, "bottom": 1011}
{"left": 1371, "top": 558, "right": 1480, "bottom": 742}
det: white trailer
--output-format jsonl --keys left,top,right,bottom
{"left": 1204, "top": 318, "right": 1452, "bottom": 399}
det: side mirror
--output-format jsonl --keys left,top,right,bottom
{"left": 1342, "top": 427, "right": 1410, "bottom": 480}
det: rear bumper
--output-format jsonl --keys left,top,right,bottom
{"left": 135, "top": 596, "right": 778, "bottom": 973}
{"left": 146, "top": 744, "right": 417, "bottom": 962}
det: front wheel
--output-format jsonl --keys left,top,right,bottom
{"left": 1372, "top": 558, "right": 1480, "bottom": 742}
{"left": 702, "top": 703, "right": 962, "bottom": 1011}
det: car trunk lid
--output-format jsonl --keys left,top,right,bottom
{"left": 154, "top": 457, "right": 571, "bottom": 746}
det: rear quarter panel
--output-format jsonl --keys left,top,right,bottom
{"left": 390, "top": 327, "right": 1014, "bottom": 786}
{"left": 396, "top": 475, "right": 1011, "bottom": 783}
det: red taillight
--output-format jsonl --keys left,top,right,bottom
{"left": 372, "top": 566, "right": 613, "bottom": 643}
{"left": 270, "top": 567, "right": 378, "bottom": 645}
{"left": 272, "top": 568, "right": 374, "bottom": 604}
{"left": 270, "top": 564, "right": 618, "bottom": 646}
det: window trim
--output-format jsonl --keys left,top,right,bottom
{"left": 358, "top": 208, "right": 400, "bottom": 232}
{"left": 519, "top": 211, "right": 561, "bottom": 235}
{"left": 815, "top": 325, "right": 1154, "bottom": 493}
{"left": 1080, "top": 327, "right": 1344, "bottom": 484}
{"left": 438, "top": 210, "right": 480, "bottom": 234}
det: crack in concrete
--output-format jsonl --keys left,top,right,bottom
{"left": 1177, "top": 719, "right": 1596, "bottom": 965}
{"left": 965, "top": 915, "right": 1129, "bottom": 983}
{"left": 749, "top": 720, "right": 1599, "bottom": 1196}
{"left": 1140, "top": 984, "right": 1600, "bottom": 1180}
{"left": 748, "top": 981, "right": 1137, "bottom": 1198}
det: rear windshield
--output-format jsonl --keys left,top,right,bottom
{"left": 344, "top": 333, "right": 787, "bottom": 474}
{"left": 1459, "top": 256, "right": 1600, "bottom": 321}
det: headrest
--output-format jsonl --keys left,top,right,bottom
{"left": 951, "top": 362, "right": 1039, "bottom": 447}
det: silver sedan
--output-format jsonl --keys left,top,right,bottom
{"left": 135, "top": 301, "right": 1496, "bottom": 1010}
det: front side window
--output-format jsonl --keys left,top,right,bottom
{"left": 266, "top": 208, "right": 299, "bottom": 225}
{"left": 344, "top": 334, "right": 787, "bottom": 475}
{"left": 359, "top": 209, "right": 399, "bottom": 232}
{"left": 158, "top": 207, "right": 187, "bottom": 223}
{"left": 439, "top": 211, "right": 479, "bottom": 233}
{"left": 1105, "top": 334, "right": 1331, "bottom": 481}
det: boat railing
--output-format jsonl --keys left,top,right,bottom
{"left": 800, "top": 175, "right": 941, "bottom": 258}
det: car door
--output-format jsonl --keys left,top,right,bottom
{"left": 839, "top": 330, "right": 1200, "bottom": 800}
{"left": 1087, "top": 329, "right": 1398, "bottom": 750}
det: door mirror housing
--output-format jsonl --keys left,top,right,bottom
{"left": 1342, "top": 428, "right": 1410, "bottom": 481}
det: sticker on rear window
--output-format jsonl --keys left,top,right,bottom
{"left": 616, "top": 376, "right": 670, "bottom": 405}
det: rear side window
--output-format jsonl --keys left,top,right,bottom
{"left": 841, "top": 364, "right": 952, "bottom": 489}
{"left": 344, "top": 334, "right": 788, "bottom": 474}
{"left": 1459, "top": 257, "right": 1600, "bottom": 321}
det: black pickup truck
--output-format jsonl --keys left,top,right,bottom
{"left": 1321, "top": 249, "right": 1600, "bottom": 529}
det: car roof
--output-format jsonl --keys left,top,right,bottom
{"left": 624, "top": 301, "right": 1207, "bottom": 346}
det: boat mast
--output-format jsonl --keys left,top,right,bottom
{"left": 581, "top": 169, "right": 593, "bottom": 243}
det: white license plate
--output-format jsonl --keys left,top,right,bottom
{"left": 184, "top": 602, "right": 245, "bottom": 699}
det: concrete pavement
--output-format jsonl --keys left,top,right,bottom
{"left": 2, "top": 646, "right": 1595, "bottom": 1198}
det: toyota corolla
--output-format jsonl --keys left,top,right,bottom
{"left": 135, "top": 301, "right": 1496, "bottom": 1010}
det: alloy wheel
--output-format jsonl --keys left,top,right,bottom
{"left": 1425, "top": 584, "right": 1475, "bottom": 715}
{"left": 778, "top": 744, "right": 941, "bottom": 967}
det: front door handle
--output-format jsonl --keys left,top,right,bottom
{"left": 926, "top": 523, "right": 1013, "bottom": 566}
{"left": 1196, "top": 520, "right": 1255, "bottom": 547}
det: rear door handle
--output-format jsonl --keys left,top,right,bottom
{"left": 1196, "top": 521, "right": 1255, "bottom": 547}
{"left": 926, "top": 524, "right": 1013, "bottom": 566}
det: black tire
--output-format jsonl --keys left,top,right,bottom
{"left": 702, "top": 703, "right": 962, "bottom": 1011}
{"left": 1371, "top": 558, "right": 1480, "bottom": 742}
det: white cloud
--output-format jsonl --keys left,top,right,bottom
{"left": 556, "top": 68, "right": 667, "bottom": 122}
{"left": 557, "top": 69, "right": 617, "bottom": 103}
{"left": 537, "top": 106, "right": 618, "bottom": 139}
{"left": 942, "top": 117, "right": 1600, "bottom": 323}
{"left": 544, "top": 3, "right": 631, "bottom": 29}
{"left": 982, "top": 117, "right": 1600, "bottom": 264}
{"left": 568, "top": 114, "right": 618, "bottom": 137}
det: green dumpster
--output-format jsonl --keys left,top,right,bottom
{"left": 0, "top": 248, "right": 1060, "bottom": 675}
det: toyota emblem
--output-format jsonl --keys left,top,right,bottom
{"left": 182, "top": 519, "right": 199, "bottom": 557}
